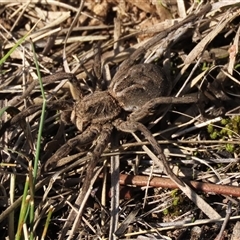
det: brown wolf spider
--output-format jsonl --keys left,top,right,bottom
{"left": 42, "top": 5, "right": 213, "bottom": 180}
{"left": 45, "top": 62, "right": 172, "bottom": 168}
{"left": 43, "top": 7, "right": 213, "bottom": 175}
{"left": 42, "top": 43, "right": 202, "bottom": 237}
{"left": 44, "top": 25, "right": 201, "bottom": 190}
{"left": 42, "top": 12, "right": 207, "bottom": 183}
{"left": 44, "top": 51, "right": 198, "bottom": 184}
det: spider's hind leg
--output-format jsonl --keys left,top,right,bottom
{"left": 114, "top": 119, "right": 184, "bottom": 186}
{"left": 59, "top": 123, "right": 113, "bottom": 237}
{"left": 129, "top": 94, "right": 200, "bottom": 122}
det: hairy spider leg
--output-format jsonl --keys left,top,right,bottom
{"left": 44, "top": 124, "right": 102, "bottom": 171}
{"left": 59, "top": 123, "right": 113, "bottom": 239}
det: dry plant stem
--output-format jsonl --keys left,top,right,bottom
{"left": 100, "top": 161, "right": 107, "bottom": 226}
{"left": 215, "top": 202, "right": 231, "bottom": 240}
{"left": 63, "top": 0, "right": 84, "bottom": 73}
{"left": 227, "top": 25, "right": 240, "bottom": 74}
{"left": 109, "top": 154, "right": 120, "bottom": 240}
{"left": 124, "top": 215, "right": 240, "bottom": 238}
{"left": 184, "top": 8, "right": 240, "bottom": 65}
{"left": 176, "top": 7, "right": 240, "bottom": 91}
{"left": 231, "top": 221, "right": 240, "bottom": 240}
{"left": 177, "top": 0, "right": 186, "bottom": 18}
{"left": 122, "top": 139, "right": 240, "bottom": 148}
{"left": 42, "top": 156, "right": 91, "bottom": 204}
{"left": 171, "top": 116, "right": 222, "bottom": 138}
{"left": 114, "top": 205, "right": 141, "bottom": 237}
{"left": 113, "top": 3, "right": 211, "bottom": 79}
{"left": 119, "top": 174, "right": 240, "bottom": 197}
{"left": 70, "top": 166, "right": 103, "bottom": 240}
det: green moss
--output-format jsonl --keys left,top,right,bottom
{"left": 207, "top": 116, "right": 240, "bottom": 153}
{"left": 210, "top": 131, "right": 218, "bottom": 139}
{"left": 163, "top": 208, "right": 169, "bottom": 215}
{"left": 162, "top": 190, "right": 188, "bottom": 217}
{"left": 207, "top": 124, "right": 214, "bottom": 133}
{"left": 225, "top": 144, "right": 235, "bottom": 153}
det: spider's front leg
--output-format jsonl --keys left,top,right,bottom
{"left": 44, "top": 124, "right": 101, "bottom": 171}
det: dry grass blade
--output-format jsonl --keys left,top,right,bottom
{"left": 184, "top": 8, "right": 240, "bottom": 65}
{"left": 227, "top": 25, "right": 240, "bottom": 75}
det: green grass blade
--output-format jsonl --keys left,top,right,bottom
{"left": 41, "top": 206, "right": 54, "bottom": 239}
{"left": 29, "top": 39, "right": 47, "bottom": 240}
{"left": 0, "top": 33, "right": 28, "bottom": 66}
{"left": 15, "top": 177, "right": 29, "bottom": 240}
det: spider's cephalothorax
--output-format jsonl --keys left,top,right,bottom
{"left": 72, "top": 91, "right": 121, "bottom": 132}
{"left": 71, "top": 63, "right": 171, "bottom": 133}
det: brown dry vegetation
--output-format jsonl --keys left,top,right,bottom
{"left": 0, "top": 0, "right": 240, "bottom": 239}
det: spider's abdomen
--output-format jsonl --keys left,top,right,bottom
{"left": 109, "top": 63, "right": 172, "bottom": 112}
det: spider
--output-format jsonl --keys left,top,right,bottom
{"left": 42, "top": 15, "right": 205, "bottom": 226}
{"left": 43, "top": 40, "right": 202, "bottom": 189}
{"left": 44, "top": 32, "right": 199, "bottom": 174}
{"left": 45, "top": 63, "right": 173, "bottom": 168}
{"left": 42, "top": 5, "right": 214, "bottom": 176}
{"left": 43, "top": 57, "right": 199, "bottom": 180}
